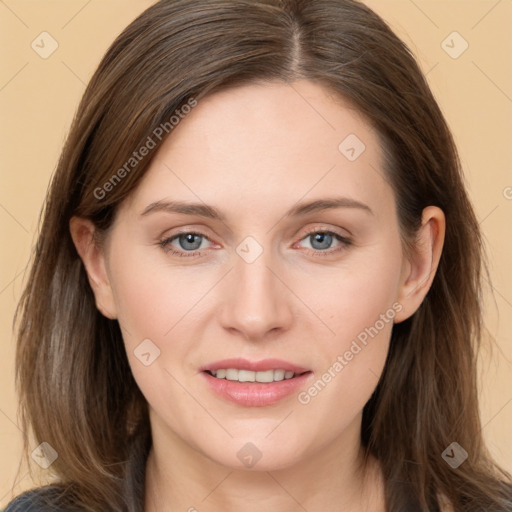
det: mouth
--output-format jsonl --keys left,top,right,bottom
{"left": 199, "top": 358, "right": 313, "bottom": 407}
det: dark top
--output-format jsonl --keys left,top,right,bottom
{"left": 4, "top": 487, "right": 65, "bottom": 511}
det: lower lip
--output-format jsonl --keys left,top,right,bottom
{"left": 201, "top": 371, "right": 313, "bottom": 407}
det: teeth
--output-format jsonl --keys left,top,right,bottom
{"left": 225, "top": 368, "right": 239, "bottom": 381}
{"left": 210, "top": 368, "right": 297, "bottom": 382}
{"left": 273, "top": 370, "right": 285, "bottom": 381}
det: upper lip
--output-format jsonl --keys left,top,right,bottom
{"left": 200, "top": 358, "right": 310, "bottom": 374}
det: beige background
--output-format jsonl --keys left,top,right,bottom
{"left": 1, "top": 0, "right": 511, "bottom": 505}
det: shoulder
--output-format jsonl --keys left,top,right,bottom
{"left": 4, "top": 487, "right": 67, "bottom": 512}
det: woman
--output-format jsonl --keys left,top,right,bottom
{"left": 6, "top": 0, "right": 512, "bottom": 510}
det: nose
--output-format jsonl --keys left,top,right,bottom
{"left": 217, "top": 248, "right": 294, "bottom": 342}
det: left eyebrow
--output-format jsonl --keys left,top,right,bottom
{"left": 286, "top": 197, "right": 374, "bottom": 217}
{"left": 139, "top": 196, "right": 374, "bottom": 220}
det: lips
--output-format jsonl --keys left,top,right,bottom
{"left": 199, "top": 357, "right": 310, "bottom": 374}
{"left": 199, "top": 358, "right": 313, "bottom": 406}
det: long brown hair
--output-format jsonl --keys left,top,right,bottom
{"left": 13, "top": 0, "right": 512, "bottom": 510}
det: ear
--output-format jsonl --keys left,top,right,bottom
{"left": 394, "top": 206, "right": 445, "bottom": 323}
{"left": 69, "top": 216, "right": 118, "bottom": 319}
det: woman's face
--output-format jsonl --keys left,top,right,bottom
{"left": 84, "top": 80, "right": 426, "bottom": 471}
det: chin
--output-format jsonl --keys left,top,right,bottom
{"left": 204, "top": 438, "right": 307, "bottom": 472}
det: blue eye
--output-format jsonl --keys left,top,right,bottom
{"left": 309, "top": 232, "right": 333, "bottom": 250}
{"left": 298, "top": 229, "right": 351, "bottom": 255}
{"left": 175, "top": 233, "right": 204, "bottom": 251}
{"left": 159, "top": 232, "right": 211, "bottom": 256}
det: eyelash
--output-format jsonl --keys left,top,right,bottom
{"left": 158, "top": 228, "right": 352, "bottom": 258}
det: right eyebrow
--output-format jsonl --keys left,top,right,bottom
{"left": 140, "top": 200, "right": 225, "bottom": 221}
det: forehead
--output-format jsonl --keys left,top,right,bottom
{"left": 164, "top": 79, "right": 376, "bottom": 165}
{"left": 120, "top": 79, "right": 393, "bottom": 222}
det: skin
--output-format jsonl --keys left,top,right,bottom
{"left": 70, "top": 79, "right": 445, "bottom": 512}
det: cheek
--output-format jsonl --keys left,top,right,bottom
{"left": 306, "top": 238, "right": 403, "bottom": 345}
{"left": 327, "top": 264, "right": 400, "bottom": 344}
{"left": 108, "top": 243, "right": 213, "bottom": 346}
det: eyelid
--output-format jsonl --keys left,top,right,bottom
{"left": 159, "top": 226, "right": 216, "bottom": 243}
{"left": 299, "top": 225, "right": 351, "bottom": 240}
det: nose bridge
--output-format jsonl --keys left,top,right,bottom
{"left": 218, "top": 240, "right": 292, "bottom": 339}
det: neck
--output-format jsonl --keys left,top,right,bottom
{"left": 144, "top": 411, "right": 385, "bottom": 512}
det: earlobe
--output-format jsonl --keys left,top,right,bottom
{"left": 69, "top": 216, "right": 118, "bottom": 319}
{"left": 394, "top": 206, "right": 445, "bottom": 323}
